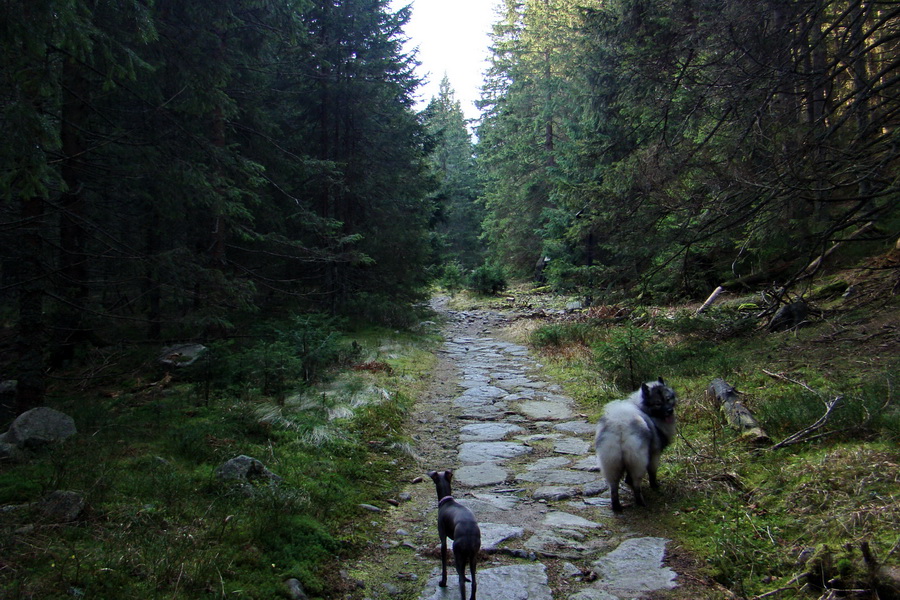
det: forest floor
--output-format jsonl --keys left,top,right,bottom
{"left": 336, "top": 297, "right": 730, "bottom": 600}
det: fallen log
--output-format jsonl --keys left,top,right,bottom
{"left": 707, "top": 378, "right": 770, "bottom": 445}
{"left": 696, "top": 286, "right": 725, "bottom": 315}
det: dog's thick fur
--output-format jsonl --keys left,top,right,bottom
{"left": 594, "top": 378, "right": 677, "bottom": 512}
{"left": 428, "top": 470, "right": 480, "bottom": 600}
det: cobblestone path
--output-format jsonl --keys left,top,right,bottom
{"left": 345, "top": 303, "right": 685, "bottom": 600}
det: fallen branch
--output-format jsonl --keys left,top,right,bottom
{"left": 706, "top": 378, "right": 770, "bottom": 445}
{"left": 770, "top": 395, "right": 842, "bottom": 450}
{"left": 696, "top": 286, "right": 725, "bottom": 315}
{"left": 751, "top": 572, "right": 807, "bottom": 599}
{"left": 762, "top": 369, "right": 817, "bottom": 394}
{"left": 763, "top": 369, "right": 844, "bottom": 448}
{"left": 801, "top": 221, "right": 875, "bottom": 277}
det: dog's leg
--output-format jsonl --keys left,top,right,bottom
{"left": 469, "top": 553, "right": 477, "bottom": 600}
{"left": 454, "top": 550, "right": 467, "bottom": 600}
{"left": 610, "top": 479, "right": 623, "bottom": 512}
{"left": 648, "top": 452, "right": 661, "bottom": 490}
{"left": 630, "top": 477, "right": 646, "bottom": 507}
{"left": 438, "top": 534, "right": 448, "bottom": 587}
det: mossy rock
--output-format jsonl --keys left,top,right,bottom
{"left": 810, "top": 279, "right": 849, "bottom": 300}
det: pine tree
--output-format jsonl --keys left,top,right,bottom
{"left": 423, "top": 76, "right": 484, "bottom": 270}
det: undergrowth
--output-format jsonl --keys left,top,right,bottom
{"left": 0, "top": 315, "right": 438, "bottom": 599}
{"left": 524, "top": 297, "right": 900, "bottom": 598}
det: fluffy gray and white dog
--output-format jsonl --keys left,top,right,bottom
{"left": 594, "top": 378, "right": 677, "bottom": 512}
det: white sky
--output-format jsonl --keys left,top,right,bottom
{"left": 390, "top": 0, "right": 500, "bottom": 123}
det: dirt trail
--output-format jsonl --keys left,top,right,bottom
{"left": 340, "top": 300, "right": 717, "bottom": 600}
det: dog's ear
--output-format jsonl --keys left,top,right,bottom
{"left": 641, "top": 383, "right": 650, "bottom": 400}
{"left": 658, "top": 377, "right": 665, "bottom": 385}
{"left": 427, "top": 471, "right": 438, "bottom": 482}
{"left": 445, "top": 469, "right": 453, "bottom": 481}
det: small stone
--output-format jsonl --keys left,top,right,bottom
{"left": 38, "top": 490, "right": 85, "bottom": 523}
{"left": 215, "top": 455, "right": 281, "bottom": 483}
{"left": 562, "top": 562, "right": 583, "bottom": 577}
{"left": 382, "top": 582, "right": 400, "bottom": 595}
{"left": 532, "top": 486, "right": 576, "bottom": 501}
{"left": 359, "top": 504, "right": 383, "bottom": 513}
{"left": 285, "top": 578, "right": 307, "bottom": 600}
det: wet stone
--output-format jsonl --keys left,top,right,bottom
{"left": 517, "top": 400, "right": 575, "bottom": 421}
{"left": 454, "top": 462, "right": 508, "bottom": 487}
{"left": 554, "top": 421, "right": 598, "bottom": 436}
{"left": 543, "top": 511, "right": 602, "bottom": 529}
{"left": 458, "top": 385, "right": 508, "bottom": 403}
{"left": 555, "top": 437, "right": 592, "bottom": 455}
{"left": 519, "top": 433, "right": 563, "bottom": 443}
{"left": 527, "top": 456, "right": 572, "bottom": 470}
{"left": 525, "top": 531, "right": 591, "bottom": 558}
{"left": 582, "top": 481, "right": 609, "bottom": 496}
{"left": 457, "top": 403, "right": 508, "bottom": 420}
{"left": 458, "top": 378, "right": 491, "bottom": 389}
{"left": 520, "top": 381, "right": 552, "bottom": 390}
{"left": 459, "top": 422, "right": 525, "bottom": 442}
{"left": 503, "top": 390, "right": 537, "bottom": 401}
{"left": 584, "top": 496, "right": 612, "bottom": 507}
{"left": 516, "top": 469, "right": 599, "bottom": 486}
{"left": 479, "top": 522, "right": 525, "bottom": 551}
{"left": 420, "top": 563, "right": 551, "bottom": 600}
{"left": 470, "top": 492, "right": 521, "bottom": 511}
{"left": 533, "top": 486, "right": 577, "bottom": 501}
{"left": 458, "top": 441, "right": 532, "bottom": 464}
{"left": 591, "top": 537, "right": 677, "bottom": 596}
{"left": 572, "top": 456, "right": 601, "bottom": 471}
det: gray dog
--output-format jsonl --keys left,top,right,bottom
{"left": 428, "top": 470, "right": 480, "bottom": 600}
{"left": 594, "top": 378, "right": 677, "bottom": 512}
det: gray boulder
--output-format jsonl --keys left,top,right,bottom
{"left": 158, "top": 344, "right": 208, "bottom": 368}
{"left": 2, "top": 407, "right": 76, "bottom": 449}
{"left": 38, "top": 490, "right": 85, "bottom": 522}
{"left": 215, "top": 455, "right": 282, "bottom": 483}
{"left": 0, "top": 380, "right": 16, "bottom": 426}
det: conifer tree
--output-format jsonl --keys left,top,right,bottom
{"left": 423, "top": 76, "right": 484, "bottom": 269}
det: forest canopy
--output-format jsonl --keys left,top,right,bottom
{"left": 476, "top": 0, "right": 899, "bottom": 297}
{"left": 2, "top": 0, "right": 898, "bottom": 413}
{"left": 1, "top": 0, "right": 441, "bottom": 411}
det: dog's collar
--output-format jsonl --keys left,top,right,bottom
{"left": 438, "top": 495, "right": 454, "bottom": 507}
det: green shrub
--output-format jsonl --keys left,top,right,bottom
{"left": 439, "top": 262, "right": 466, "bottom": 292}
{"left": 466, "top": 263, "right": 506, "bottom": 295}
{"left": 593, "top": 323, "right": 662, "bottom": 389}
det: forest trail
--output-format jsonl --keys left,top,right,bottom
{"left": 341, "top": 299, "right": 703, "bottom": 600}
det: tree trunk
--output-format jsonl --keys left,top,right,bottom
{"left": 15, "top": 194, "right": 47, "bottom": 414}
{"left": 55, "top": 57, "right": 91, "bottom": 366}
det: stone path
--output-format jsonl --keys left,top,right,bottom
{"left": 347, "top": 304, "right": 682, "bottom": 600}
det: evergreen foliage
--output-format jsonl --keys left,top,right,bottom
{"left": 476, "top": 0, "right": 900, "bottom": 299}
{"left": 421, "top": 76, "right": 485, "bottom": 270}
{"left": 0, "top": 0, "right": 435, "bottom": 410}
